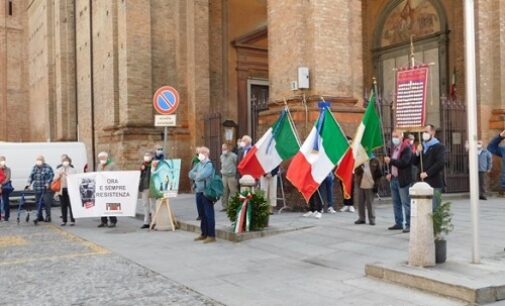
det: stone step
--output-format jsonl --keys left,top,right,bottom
{"left": 365, "top": 260, "right": 505, "bottom": 304}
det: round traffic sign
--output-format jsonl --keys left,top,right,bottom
{"left": 153, "top": 86, "right": 180, "bottom": 115}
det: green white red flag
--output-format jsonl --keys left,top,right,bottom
{"left": 238, "top": 109, "right": 299, "bottom": 179}
{"left": 286, "top": 105, "right": 349, "bottom": 202}
{"left": 335, "top": 92, "right": 384, "bottom": 199}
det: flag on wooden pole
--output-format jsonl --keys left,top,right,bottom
{"left": 336, "top": 92, "right": 384, "bottom": 199}
{"left": 238, "top": 109, "right": 299, "bottom": 179}
{"left": 286, "top": 104, "right": 349, "bottom": 202}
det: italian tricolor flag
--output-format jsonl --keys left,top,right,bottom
{"left": 335, "top": 92, "right": 384, "bottom": 199}
{"left": 286, "top": 106, "right": 349, "bottom": 202}
{"left": 238, "top": 109, "right": 299, "bottom": 179}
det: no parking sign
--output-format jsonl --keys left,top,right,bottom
{"left": 153, "top": 86, "right": 180, "bottom": 115}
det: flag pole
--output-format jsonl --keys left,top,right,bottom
{"left": 464, "top": 0, "right": 480, "bottom": 264}
{"left": 373, "top": 77, "right": 390, "bottom": 174}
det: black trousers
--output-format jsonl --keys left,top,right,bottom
{"left": 101, "top": 216, "right": 117, "bottom": 224}
{"left": 309, "top": 192, "right": 323, "bottom": 212}
{"left": 60, "top": 188, "right": 75, "bottom": 223}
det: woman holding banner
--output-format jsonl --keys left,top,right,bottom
{"left": 54, "top": 155, "right": 77, "bottom": 226}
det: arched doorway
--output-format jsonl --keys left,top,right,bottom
{"left": 372, "top": 0, "right": 449, "bottom": 130}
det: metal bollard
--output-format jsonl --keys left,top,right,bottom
{"left": 408, "top": 182, "right": 436, "bottom": 267}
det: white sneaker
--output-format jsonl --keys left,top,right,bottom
{"left": 303, "top": 211, "right": 314, "bottom": 217}
{"left": 313, "top": 212, "right": 322, "bottom": 219}
{"left": 328, "top": 207, "right": 337, "bottom": 214}
{"left": 349, "top": 206, "right": 355, "bottom": 213}
{"left": 340, "top": 206, "right": 349, "bottom": 212}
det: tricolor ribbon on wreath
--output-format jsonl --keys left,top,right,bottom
{"left": 234, "top": 192, "right": 253, "bottom": 234}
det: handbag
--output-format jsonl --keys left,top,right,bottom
{"left": 1, "top": 181, "right": 13, "bottom": 193}
{"left": 204, "top": 168, "right": 224, "bottom": 203}
{"left": 50, "top": 179, "right": 62, "bottom": 193}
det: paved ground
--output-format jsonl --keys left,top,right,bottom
{"left": 0, "top": 221, "right": 219, "bottom": 306}
{"left": 3, "top": 194, "right": 505, "bottom": 305}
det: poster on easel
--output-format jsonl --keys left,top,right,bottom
{"left": 395, "top": 65, "right": 429, "bottom": 128}
{"left": 150, "top": 159, "right": 181, "bottom": 199}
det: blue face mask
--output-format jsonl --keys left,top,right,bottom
{"left": 392, "top": 138, "right": 400, "bottom": 146}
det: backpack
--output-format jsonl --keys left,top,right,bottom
{"left": 204, "top": 162, "right": 224, "bottom": 203}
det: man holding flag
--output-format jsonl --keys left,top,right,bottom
{"left": 335, "top": 91, "right": 384, "bottom": 204}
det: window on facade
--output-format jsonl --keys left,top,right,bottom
{"left": 8, "top": 0, "right": 13, "bottom": 16}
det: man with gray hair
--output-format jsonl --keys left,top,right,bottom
{"left": 220, "top": 143, "right": 238, "bottom": 211}
{"left": 237, "top": 135, "right": 253, "bottom": 164}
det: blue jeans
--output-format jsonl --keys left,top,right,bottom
{"left": 1, "top": 192, "right": 10, "bottom": 220}
{"left": 390, "top": 178, "right": 411, "bottom": 228}
{"left": 196, "top": 192, "right": 215, "bottom": 237}
{"left": 324, "top": 175, "right": 334, "bottom": 208}
{"left": 35, "top": 190, "right": 53, "bottom": 219}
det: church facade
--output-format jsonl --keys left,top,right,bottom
{"left": 1, "top": 0, "right": 504, "bottom": 192}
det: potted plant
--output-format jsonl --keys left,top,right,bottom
{"left": 431, "top": 199, "right": 454, "bottom": 263}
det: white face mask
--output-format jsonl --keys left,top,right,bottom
{"left": 392, "top": 138, "right": 400, "bottom": 146}
{"left": 198, "top": 153, "right": 206, "bottom": 161}
{"left": 0, "top": 161, "right": 5, "bottom": 167}
{"left": 144, "top": 156, "right": 152, "bottom": 162}
{"left": 409, "top": 140, "right": 414, "bottom": 145}
{"left": 36, "top": 160, "right": 43, "bottom": 166}
{"left": 99, "top": 159, "right": 107, "bottom": 165}
{"left": 240, "top": 141, "right": 247, "bottom": 148}
{"left": 477, "top": 144, "right": 483, "bottom": 150}
{"left": 222, "top": 150, "right": 228, "bottom": 155}
{"left": 62, "top": 161, "right": 70, "bottom": 167}
{"left": 422, "top": 132, "right": 431, "bottom": 142}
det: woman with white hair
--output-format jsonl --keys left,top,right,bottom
{"left": 96, "top": 151, "right": 118, "bottom": 228}
{"left": 53, "top": 155, "right": 77, "bottom": 226}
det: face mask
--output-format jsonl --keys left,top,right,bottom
{"left": 144, "top": 156, "right": 152, "bottom": 162}
{"left": 198, "top": 153, "right": 206, "bottom": 161}
{"left": 422, "top": 132, "right": 431, "bottom": 142}
{"left": 222, "top": 150, "right": 228, "bottom": 155}
{"left": 156, "top": 150, "right": 163, "bottom": 156}
{"left": 0, "top": 161, "right": 5, "bottom": 167}
{"left": 477, "top": 144, "right": 483, "bottom": 150}
{"left": 409, "top": 140, "right": 414, "bottom": 145}
{"left": 62, "top": 161, "right": 70, "bottom": 167}
{"left": 36, "top": 160, "right": 43, "bottom": 166}
{"left": 392, "top": 138, "right": 400, "bottom": 146}
{"left": 240, "top": 141, "right": 247, "bottom": 148}
{"left": 100, "top": 160, "right": 107, "bottom": 165}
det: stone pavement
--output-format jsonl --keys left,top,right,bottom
{"left": 4, "top": 194, "right": 505, "bottom": 305}
{"left": 0, "top": 221, "right": 220, "bottom": 306}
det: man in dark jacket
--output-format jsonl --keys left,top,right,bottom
{"left": 488, "top": 129, "right": 505, "bottom": 191}
{"left": 385, "top": 131, "right": 413, "bottom": 232}
{"left": 139, "top": 152, "right": 155, "bottom": 229}
{"left": 413, "top": 124, "right": 446, "bottom": 210}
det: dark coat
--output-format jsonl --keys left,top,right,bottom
{"left": 389, "top": 145, "right": 413, "bottom": 188}
{"left": 139, "top": 162, "right": 152, "bottom": 192}
{"left": 488, "top": 134, "right": 505, "bottom": 188}
{"left": 413, "top": 142, "right": 446, "bottom": 189}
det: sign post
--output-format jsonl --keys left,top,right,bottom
{"left": 153, "top": 86, "right": 180, "bottom": 155}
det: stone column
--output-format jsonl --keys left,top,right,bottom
{"left": 408, "top": 182, "right": 436, "bottom": 267}
{"left": 267, "top": 0, "right": 364, "bottom": 137}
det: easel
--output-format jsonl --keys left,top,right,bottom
{"left": 150, "top": 196, "right": 178, "bottom": 231}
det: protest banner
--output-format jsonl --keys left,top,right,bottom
{"left": 67, "top": 171, "right": 140, "bottom": 218}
